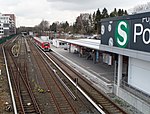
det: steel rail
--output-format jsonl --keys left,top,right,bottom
{"left": 45, "top": 51, "right": 106, "bottom": 114}
{"left": 13, "top": 39, "right": 42, "bottom": 114}
{"left": 50, "top": 51, "right": 127, "bottom": 114}
{"left": 31, "top": 44, "right": 64, "bottom": 114}
{"left": 31, "top": 41, "right": 77, "bottom": 114}
{"left": 9, "top": 65, "right": 26, "bottom": 113}
{"left": 5, "top": 36, "right": 41, "bottom": 114}
{"left": 2, "top": 46, "right": 18, "bottom": 114}
{"left": 38, "top": 51, "right": 77, "bottom": 114}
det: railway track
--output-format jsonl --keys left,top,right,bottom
{"left": 28, "top": 37, "right": 127, "bottom": 113}
{"left": 46, "top": 51, "right": 128, "bottom": 114}
{"left": 4, "top": 36, "right": 41, "bottom": 114}
{"left": 28, "top": 38, "right": 101, "bottom": 113}
{"left": 3, "top": 36, "right": 102, "bottom": 114}
{"left": 5, "top": 36, "right": 127, "bottom": 113}
{"left": 28, "top": 39, "right": 78, "bottom": 114}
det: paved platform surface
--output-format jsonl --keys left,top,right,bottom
{"left": 51, "top": 46, "right": 115, "bottom": 93}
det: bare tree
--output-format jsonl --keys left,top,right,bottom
{"left": 132, "top": 2, "right": 150, "bottom": 14}
{"left": 39, "top": 20, "right": 49, "bottom": 31}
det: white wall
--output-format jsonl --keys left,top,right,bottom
{"left": 52, "top": 39, "right": 59, "bottom": 47}
{"left": 70, "top": 44, "right": 77, "bottom": 53}
{"left": 53, "top": 39, "right": 68, "bottom": 48}
{"left": 128, "top": 57, "right": 150, "bottom": 95}
{"left": 114, "top": 85, "right": 150, "bottom": 114}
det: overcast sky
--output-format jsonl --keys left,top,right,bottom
{"left": 0, "top": 0, "right": 149, "bottom": 27}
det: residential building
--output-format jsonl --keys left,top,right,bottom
{"left": 0, "top": 13, "right": 16, "bottom": 38}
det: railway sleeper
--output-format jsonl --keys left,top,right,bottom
{"left": 112, "top": 110, "right": 125, "bottom": 114}
{"left": 109, "top": 109, "right": 123, "bottom": 114}
{"left": 97, "top": 98, "right": 107, "bottom": 101}
{"left": 99, "top": 101, "right": 111, "bottom": 104}
{"left": 102, "top": 104, "right": 117, "bottom": 108}
{"left": 25, "top": 109, "right": 36, "bottom": 112}
{"left": 24, "top": 107, "right": 36, "bottom": 111}
{"left": 104, "top": 107, "right": 121, "bottom": 113}
{"left": 24, "top": 107, "right": 35, "bottom": 110}
{"left": 60, "top": 106, "right": 71, "bottom": 109}
{"left": 102, "top": 103, "right": 115, "bottom": 106}
{"left": 100, "top": 104, "right": 118, "bottom": 109}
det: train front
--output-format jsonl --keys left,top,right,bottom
{"left": 42, "top": 42, "right": 50, "bottom": 51}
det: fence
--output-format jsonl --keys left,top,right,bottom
{"left": 0, "top": 34, "right": 16, "bottom": 44}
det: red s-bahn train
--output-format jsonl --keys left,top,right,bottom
{"left": 34, "top": 36, "right": 50, "bottom": 51}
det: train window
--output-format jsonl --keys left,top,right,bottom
{"left": 59, "top": 42, "right": 65, "bottom": 45}
{"left": 44, "top": 43, "right": 49, "bottom": 46}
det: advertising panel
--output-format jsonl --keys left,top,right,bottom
{"left": 101, "top": 12, "right": 150, "bottom": 53}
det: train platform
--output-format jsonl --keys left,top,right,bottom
{"left": 51, "top": 46, "right": 115, "bottom": 93}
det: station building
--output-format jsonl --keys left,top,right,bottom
{"left": 0, "top": 13, "right": 16, "bottom": 38}
{"left": 59, "top": 12, "right": 150, "bottom": 114}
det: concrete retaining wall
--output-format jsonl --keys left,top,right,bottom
{"left": 114, "top": 85, "right": 150, "bottom": 114}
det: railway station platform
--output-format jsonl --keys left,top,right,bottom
{"left": 51, "top": 46, "right": 114, "bottom": 93}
